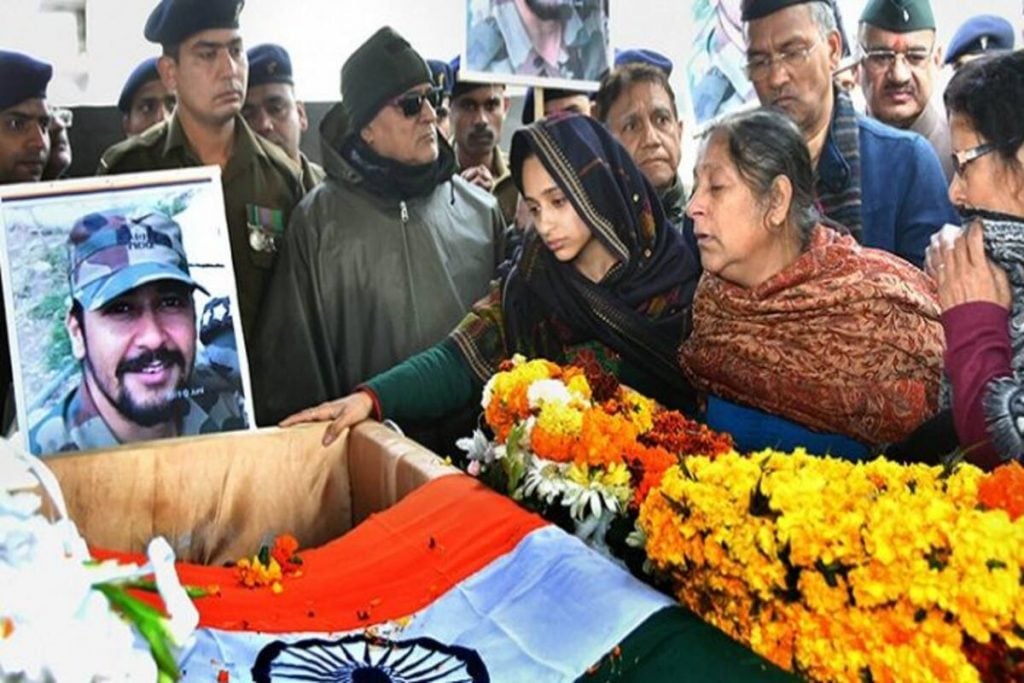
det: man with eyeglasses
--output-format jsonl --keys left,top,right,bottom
{"left": 858, "top": 0, "right": 952, "bottom": 180}
{"left": 118, "top": 57, "right": 177, "bottom": 138}
{"left": 252, "top": 26, "right": 505, "bottom": 427}
{"left": 449, "top": 59, "right": 517, "bottom": 226}
{"left": 97, "top": 0, "right": 305, "bottom": 349}
{"left": 0, "top": 49, "right": 53, "bottom": 429}
{"left": 243, "top": 44, "right": 324, "bottom": 192}
{"left": 740, "top": 0, "right": 955, "bottom": 268}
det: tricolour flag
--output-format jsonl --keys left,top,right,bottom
{"left": 103, "top": 476, "right": 790, "bottom": 682}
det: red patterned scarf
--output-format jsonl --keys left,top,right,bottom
{"left": 679, "top": 225, "right": 943, "bottom": 446}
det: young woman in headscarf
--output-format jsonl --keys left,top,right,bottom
{"left": 282, "top": 114, "right": 701, "bottom": 445}
{"left": 680, "top": 107, "right": 944, "bottom": 459}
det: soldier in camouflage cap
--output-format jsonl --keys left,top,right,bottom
{"left": 28, "top": 211, "right": 247, "bottom": 456}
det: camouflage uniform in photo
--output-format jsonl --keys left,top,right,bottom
{"left": 29, "top": 364, "right": 246, "bottom": 455}
{"left": 27, "top": 211, "right": 246, "bottom": 455}
{"left": 468, "top": 0, "right": 609, "bottom": 80}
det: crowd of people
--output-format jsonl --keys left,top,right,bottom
{"left": 1, "top": 0, "right": 1022, "bottom": 471}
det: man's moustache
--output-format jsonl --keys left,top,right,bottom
{"left": 116, "top": 347, "right": 186, "bottom": 376}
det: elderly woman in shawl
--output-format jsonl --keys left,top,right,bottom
{"left": 920, "top": 52, "right": 1024, "bottom": 470}
{"left": 680, "top": 108, "right": 943, "bottom": 459}
{"left": 283, "top": 114, "right": 700, "bottom": 444}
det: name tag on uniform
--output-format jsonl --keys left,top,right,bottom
{"left": 246, "top": 204, "right": 285, "bottom": 253}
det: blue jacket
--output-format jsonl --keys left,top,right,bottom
{"left": 818, "top": 113, "right": 958, "bottom": 268}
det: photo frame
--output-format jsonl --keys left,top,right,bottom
{"left": 462, "top": 0, "right": 611, "bottom": 90}
{"left": 0, "top": 166, "right": 256, "bottom": 458}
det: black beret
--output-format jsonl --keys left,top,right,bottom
{"left": 741, "top": 0, "right": 820, "bottom": 22}
{"left": 144, "top": 0, "right": 245, "bottom": 46}
{"left": 859, "top": 0, "right": 935, "bottom": 33}
{"left": 117, "top": 57, "right": 161, "bottom": 113}
{"left": 427, "top": 59, "right": 454, "bottom": 97}
{"left": 0, "top": 50, "right": 52, "bottom": 111}
{"left": 247, "top": 43, "right": 293, "bottom": 87}
{"left": 945, "top": 15, "right": 1015, "bottom": 65}
{"left": 341, "top": 26, "right": 431, "bottom": 131}
{"left": 449, "top": 54, "right": 505, "bottom": 99}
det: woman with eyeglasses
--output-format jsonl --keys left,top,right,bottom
{"left": 680, "top": 107, "right": 944, "bottom": 459}
{"left": 281, "top": 113, "right": 701, "bottom": 446}
{"left": 923, "top": 51, "right": 1024, "bottom": 469}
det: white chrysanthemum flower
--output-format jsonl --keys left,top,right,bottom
{"left": 527, "top": 379, "right": 573, "bottom": 409}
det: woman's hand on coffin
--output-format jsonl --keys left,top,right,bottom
{"left": 935, "top": 221, "right": 1011, "bottom": 312}
{"left": 278, "top": 391, "right": 374, "bottom": 446}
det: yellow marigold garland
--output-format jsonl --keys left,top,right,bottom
{"left": 639, "top": 450, "right": 1024, "bottom": 682}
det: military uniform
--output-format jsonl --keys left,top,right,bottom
{"left": 467, "top": 0, "right": 608, "bottom": 80}
{"left": 299, "top": 152, "right": 326, "bottom": 191}
{"left": 97, "top": 112, "right": 304, "bottom": 341}
{"left": 28, "top": 365, "right": 245, "bottom": 455}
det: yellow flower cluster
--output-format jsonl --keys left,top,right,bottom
{"left": 639, "top": 449, "right": 1024, "bottom": 683}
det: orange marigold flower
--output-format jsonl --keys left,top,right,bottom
{"left": 977, "top": 461, "right": 1024, "bottom": 521}
{"left": 271, "top": 534, "right": 303, "bottom": 573}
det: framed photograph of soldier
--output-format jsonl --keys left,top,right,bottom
{"left": 463, "top": 0, "right": 611, "bottom": 90}
{"left": 0, "top": 166, "right": 255, "bottom": 458}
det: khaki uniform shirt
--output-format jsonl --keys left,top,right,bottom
{"left": 97, "top": 113, "right": 305, "bottom": 341}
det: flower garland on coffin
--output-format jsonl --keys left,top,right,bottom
{"left": 639, "top": 451, "right": 1024, "bottom": 682}
{"left": 458, "top": 355, "right": 733, "bottom": 552}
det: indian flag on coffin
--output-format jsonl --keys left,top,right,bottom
{"left": 101, "top": 476, "right": 791, "bottom": 682}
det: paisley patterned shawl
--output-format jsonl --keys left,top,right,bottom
{"left": 451, "top": 115, "right": 700, "bottom": 406}
{"left": 679, "top": 225, "right": 944, "bottom": 446}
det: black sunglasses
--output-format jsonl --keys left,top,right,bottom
{"left": 389, "top": 87, "right": 444, "bottom": 118}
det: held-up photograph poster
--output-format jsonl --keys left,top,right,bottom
{"left": 463, "top": 0, "right": 611, "bottom": 90}
{"left": 0, "top": 166, "right": 255, "bottom": 458}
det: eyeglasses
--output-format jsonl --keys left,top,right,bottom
{"left": 950, "top": 138, "right": 1021, "bottom": 177}
{"left": 389, "top": 87, "right": 444, "bottom": 118}
{"left": 745, "top": 41, "right": 819, "bottom": 82}
{"left": 859, "top": 44, "right": 933, "bottom": 72}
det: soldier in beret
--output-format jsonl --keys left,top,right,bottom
{"left": 739, "top": 0, "right": 955, "bottom": 268}
{"left": 945, "top": 15, "right": 1016, "bottom": 71}
{"left": 858, "top": 0, "right": 953, "bottom": 180}
{"left": 0, "top": 50, "right": 52, "bottom": 185}
{"left": 242, "top": 43, "right": 324, "bottom": 191}
{"left": 27, "top": 211, "right": 246, "bottom": 456}
{"left": 118, "top": 57, "right": 177, "bottom": 137}
{"left": 253, "top": 26, "right": 505, "bottom": 435}
{"left": 448, "top": 57, "right": 517, "bottom": 226}
{"left": 594, "top": 58, "right": 686, "bottom": 227}
{"left": 97, "top": 0, "right": 305, "bottom": 349}
{"left": 0, "top": 49, "right": 53, "bottom": 427}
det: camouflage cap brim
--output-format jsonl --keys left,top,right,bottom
{"left": 79, "top": 263, "right": 209, "bottom": 312}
